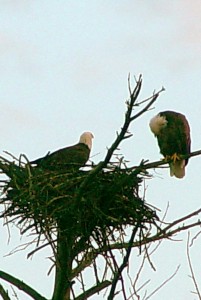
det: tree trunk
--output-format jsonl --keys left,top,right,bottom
{"left": 52, "top": 224, "right": 73, "bottom": 300}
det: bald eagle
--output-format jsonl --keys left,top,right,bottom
{"left": 31, "top": 132, "right": 94, "bottom": 171}
{"left": 149, "top": 111, "right": 191, "bottom": 178}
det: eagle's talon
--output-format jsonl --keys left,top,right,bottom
{"left": 171, "top": 153, "right": 180, "bottom": 163}
{"left": 164, "top": 155, "right": 171, "bottom": 162}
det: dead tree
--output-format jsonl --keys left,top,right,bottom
{"left": 0, "top": 75, "right": 201, "bottom": 300}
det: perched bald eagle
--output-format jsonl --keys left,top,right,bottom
{"left": 149, "top": 111, "right": 191, "bottom": 178}
{"left": 31, "top": 132, "right": 94, "bottom": 171}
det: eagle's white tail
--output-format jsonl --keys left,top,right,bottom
{"left": 169, "top": 160, "right": 185, "bottom": 178}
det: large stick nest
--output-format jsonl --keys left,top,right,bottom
{"left": 0, "top": 155, "right": 158, "bottom": 248}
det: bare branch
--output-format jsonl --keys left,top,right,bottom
{"left": 0, "top": 283, "right": 11, "bottom": 300}
{"left": 107, "top": 224, "right": 140, "bottom": 300}
{"left": 76, "top": 75, "right": 163, "bottom": 200}
{"left": 186, "top": 232, "right": 201, "bottom": 299}
{"left": 0, "top": 270, "right": 47, "bottom": 300}
{"left": 130, "top": 87, "right": 164, "bottom": 122}
{"left": 132, "top": 251, "right": 147, "bottom": 298}
{"left": 71, "top": 251, "right": 95, "bottom": 280}
{"left": 75, "top": 280, "right": 111, "bottom": 300}
{"left": 144, "top": 265, "right": 180, "bottom": 300}
{"left": 190, "top": 230, "right": 201, "bottom": 247}
{"left": 130, "top": 150, "right": 201, "bottom": 176}
{"left": 1, "top": 73, "right": 201, "bottom": 300}
{"left": 163, "top": 207, "right": 201, "bottom": 232}
{"left": 94, "top": 208, "right": 201, "bottom": 255}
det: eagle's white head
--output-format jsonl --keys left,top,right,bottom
{"left": 149, "top": 113, "right": 168, "bottom": 136}
{"left": 79, "top": 132, "right": 94, "bottom": 150}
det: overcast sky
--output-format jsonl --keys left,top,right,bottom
{"left": 0, "top": 1, "right": 201, "bottom": 300}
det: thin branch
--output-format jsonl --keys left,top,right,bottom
{"left": 27, "top": 239, "right": 57, "bottom": 259}
{"left": 136, "top": 88, "right": 165, "bottom": 106}
{"left": 0, "top": 283, "right": 11, "bottom": 300}
{"left": 144, "top": 265, "right": 180, "bottom": 300}
{"left": 186, "top": 232, "right": 201, "bottom": 299}
{"left": 162, "top": 207, "right": 201, "bottom": 233}
{"left": 107, "top": 224, "right": 140, "bottom": 300}
{"left": 94, "top": 208, "right": 201, "bottom": 255}
{"left": 75, "top": 280, "right": 111, "bottom": 300}
{"left": 132, "top": 250, "right": 147, "bottom": 298}
{"left": 69, "top": 214, "right": 201, "bottom": 288}
{"left": 144, "top": 243, "right": 156, "bottom": 272}
{"left": 71, "top": 251, "right": 95, "bottom": 280}
{"left": 76, "top": 75, "right": 162, "bottom": 200}
{"left": 130, "top": 88, "right": 164, "bottom": 122}
{"left": 10, "top": 286, "right": 18, "bottom": 300}
{"left": 0, "top": 270, "right": 47, "bottom": 300}
{"left": 190, "top": 230, "right": 201, "bottom": 247}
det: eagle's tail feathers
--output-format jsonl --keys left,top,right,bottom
{"left": 169, "top": 160, "right": 185, "bottom": 179}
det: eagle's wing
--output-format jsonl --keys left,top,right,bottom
{"left": 180, "top": 113, "right": 191, "bottom": 164}
{"left": 31, "top": 143, "right": 90, "bottom": 170}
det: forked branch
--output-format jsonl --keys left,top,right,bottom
{"left": 77, "top": 75, "right": 164, "bottom": 199}
{"left": 94, "top": 207, "right": 201, "bottom": 254}
{"left": 107, "top": 223, "right": 140, "bottom": 300}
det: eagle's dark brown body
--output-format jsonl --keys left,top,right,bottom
{"left": 31, "top": 132, "right": 93, "bottom": 171}
{"left": 31, "top": 143, "right": 90, "bottom": 170}
{"left": 150, "top": 111, "right": 191, "bottom": 178}
{"left": 157, "top": 111, "right": 190, "bottom": 165}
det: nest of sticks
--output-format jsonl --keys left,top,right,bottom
{"left": 0, "top": 154, "right": 158, "bottom": 249}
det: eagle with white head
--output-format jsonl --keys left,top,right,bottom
{"left": 149, "top": 111, "right": 191, "bottom": 178}
{"left": 31, "top": 132, "right": 94, "bottom": 171}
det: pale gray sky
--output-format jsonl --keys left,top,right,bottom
{"left": 0, "top": 1, "right": 201, "bottom": 299}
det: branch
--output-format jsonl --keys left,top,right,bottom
{"left": 69, "top": 208, "right": 201, "bottom": 291}
{"left": 186, "top": 232, "right": 201, "bottom": 299}
{"left": 103, "top": 76, "right": 163, "bottom": 166}
{"left": 144, "top": 265, "right": 180, "bottom": 300}
{"left": 71, "top": 251, "right": 95, "bottom": 280}
{"left": 0, "top": 270, "right": 47, "bottom": 300}
{"left": 107, "top": 224, "right": 140, "bottom": 300}
{"left": 130, "top": 149, "right": 201, "bottom": 175}
{"left": 94, "top": 208, "right": 201, "bottom": 254}
{"left": 0, "top": 283, "right": 11, "bottom": 300}
{"left": 76, "top": 75, "right": 163, "bottom": 200}
{"left": 130, "top": 87, "right": 164, "bottom": 122}
{"left": 75, "top": 280, "right": 111, "bottom": 300}
{"left": 162, "top": 207, "right": 201, "bottom": 232}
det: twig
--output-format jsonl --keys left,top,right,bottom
{"left": 0, "top": 283, "right": 11, "bottom": 300}
{"left": 75, "top": 280, "right": 111, "bottom": 300}
{"left": 162, "top": 207, "right": 201, "bottom": 232}
{"left": 71, "top": 251, "right": 95, "bottom": 280}
{"left": 107, "top": 224, "right": 140, "bottom": 300}
{"left": 132, "top": 251, "right": 147, "bottom": 298}
{"left": 186, "top": 232, "right": 201, "bottom": 299}
{"left": 94, "top": 208, "right": 201, "bottom": 254}
{"left": 76, "top": 75, "right": 162, "bottom": 200}
{"left": 130, "top": 88, "right": 164, "bottom": 122}
{"left": 27, "top": 239, "right": 57, "bottom": 259}
{"left": 144, "top": 265, "right": 180, "bottom": 300}
{"left": 10, "top": 286, "right": 19, "bottom": 300}
{"left": 144, "top": 243, "right": 156, "bottom": 271}
{"left": 190, "top": 230, "right": 201, "bottom": 247}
